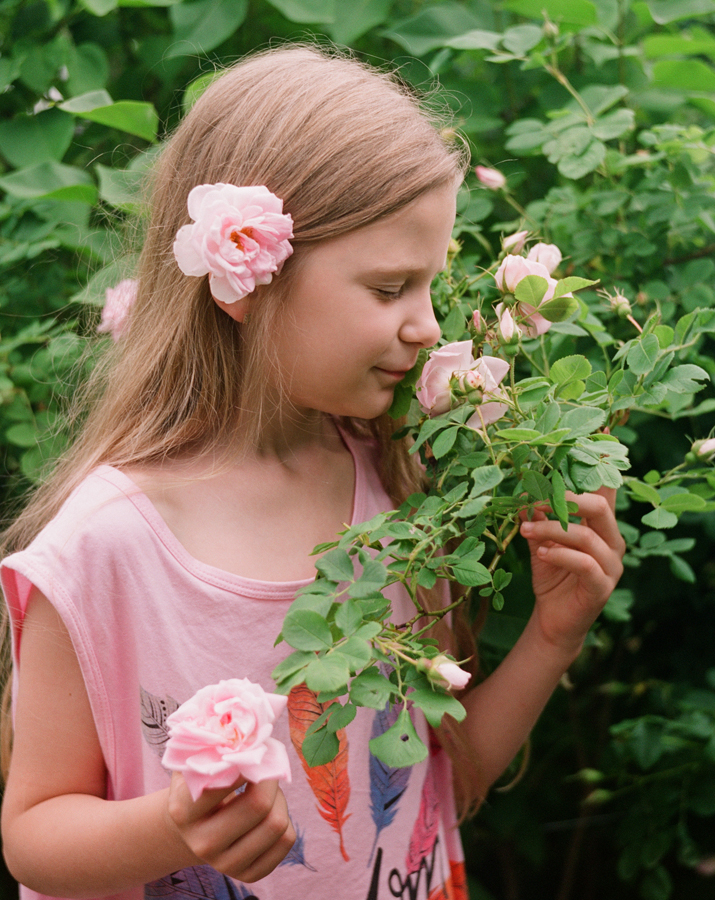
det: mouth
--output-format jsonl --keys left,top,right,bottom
{"left": 375, "top": 368, "right": 411, "bottom": 381}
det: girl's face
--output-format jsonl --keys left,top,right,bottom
{"left": 272, "top": 182, "right": 457, "bottom": 421}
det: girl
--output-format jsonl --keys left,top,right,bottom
{"left": 0, "top": 46, "right": 625, "bottom": 900}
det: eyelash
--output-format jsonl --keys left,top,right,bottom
{"left": 375, "top": 286, "right": 405, "bottom": 300}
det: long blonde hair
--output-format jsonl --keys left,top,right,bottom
{"left": 2, "top": 44, "right": 482, "bottom": 811}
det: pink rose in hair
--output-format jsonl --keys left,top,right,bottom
{"left": 97, "top": 279, "right": 137, "bottom": 341}
{"left": 162, "top": 678, "right": 291, "bottom": 801}
{"left": 173, "top": 184, "right": 294, "bottom": 305}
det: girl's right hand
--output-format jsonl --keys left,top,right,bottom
{"left": 167, "top": 772, "right": 296, "bottom": 882}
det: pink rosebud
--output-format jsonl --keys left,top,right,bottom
{"left": 97, "top": 278, "right": 137, "bottom": 341}
{"left": 465, "top": 356, "right": 510, "bottom": 429}
{"left": 429, "top": 655, "right": 472, "bottom": 690}
{"left": 503, "top": 230, "right": 529, "bottom": 254}
{"left": 494, "top": 258, "right": 556, "bottom": 338}
{"left": 472, "top": 309, "right": 488, "bottom": 339}
{"left": 693, "top": 438, "right": 715, "bottom": 460}
{"left": 527, "top": 242, "right": 562, "bottom": 275}
{"left": 497, "top": 307, "right": 520, "bottom": 344}
{"left": 475, "top": 166, "right": 506, "bottom": 190}
{"left": 173, "top": 184, "right": 294, "bottom": 305}
{"left": 162, "top": 678, "right": 291, "bottom": 801}
{"left": 416, "top": 340, "right": 476, "bottom": 416}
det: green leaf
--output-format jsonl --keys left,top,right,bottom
{"left": 316, "top": 548, "right": 354, "bottom": 582}
{"left": 514, "top": 274, "right": 549, "bottom": 306}
{"left": 382, "top": 4, "right": 488, "bottom": 56}
{"left": 558, "top": 138, "right": 606, "bottom": 179}
{"left": 333, "top": 636, "right": 372, "bottom": 669}
{"left": 652, "top": 59, "right": 715, "bottom": 93}
{"left": 626, "top": 334, "right": 660, "bottom": 377}
{"left": 450, "top": 555, "right": 492, "bottom": 587}
{"left": 592, "top": 109, "right": 635, "bottom": 141}
{"left": 96, "top": 163, "right": 147, "bottom": 212}
{"left": 661, "top": 492, "right": 707, "bottom": 514}
{"left": 305, "top": 655, "right": 350, "bottom": 693}
{"left": 326, "top": 702, "right": 357, "bottom": 732}
{"left": 662, "top": 364, "right": 710, "bottom": 394}
{"left": 282, "top": 610, "right": 334, "bottom": 651}
{"left": 502, "top": 24, "right": 543, "bottom": 55}
{"left": 444, "top": 29, "right": 501, "bottom": 51}
{"left": 80, "top": 0, "right": 118, "bottom": 13}
{"left": 431, "top": 426, "right": 460, "bottom": 459}
{"left": 550, "top": 355, "right": 592, "bottom": 386}
{"left": 409, "top": 688, "right": 467, "bottom": 728}
{"left": 552, "top": 276, "right": 598, "bottom": 298}
{"left": 493, "top": 428, "right": 541, "bottom": 442}
{"left": 0, "top": 109, "right": 75, "bottom": 168}
{"left": 522, "top": 469, "right": 551, "bottom": 501}
{"left": 502, "top": 0, "right": 597, "bottom": 27}
{"left": 551, "top": 470, "right": 569, "bottom": 528}
{"left": 271, "top": 649, "right": 315, "bottom": 684}
{"left": 470, "top": 465, "right": 503, "bottom": 495}
{"left": 647, "top": 0, "right": 715, "bottom": 22}
{"left": 368, "top": 708, "right": 428, "bottom": 767}
{"left": 0, "top": 162, "right": 96, "bottom": 204}
{"left": 65, "top": 42, "right": 110, "bottom": 95}
{"left": 334, "top": 599, "right": 363, "bottom": 636}
{"left": 168, "top": 0, "right": 249, "bottom": 58}
{"left": 349, "top": 558, "right": 387, "bottom": 598}
{"left": 560, "top": 407, "right": 606, "bottom": 438}
{"left": 60, "top": 92, "right": 158, "bottom": 141}
{"left": 537, "top": 294, "right": 579, "bottom": 322}
{"left": 349, "top": 668, "right": 393, "bottom": 709}
{"left": 628, "top": 481, "right": 662, "bottom": 506}
{"left": 641, "top": 508, "right": 678, "bottom": 530}
{"left": 327, "top": 0, "right": 390, "bottom": 42}
{"left": 602, "top": 589, "right": 634, "bottom": 623}
{"left": 265, "top": 0, "right": 334, "bottom": 21}
{"left": 301, "top": 727, "right": 339, "bottom": 767}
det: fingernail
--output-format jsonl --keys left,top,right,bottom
{"left": 521, "top": 522, "right": 533, "bottom": 535}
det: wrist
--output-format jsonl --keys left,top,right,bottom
{"left": 520, "top": 614, "right": 584, "bottom": 673}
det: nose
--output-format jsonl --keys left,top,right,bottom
{"left": 399, "top": 288, "right": 441, "bottom": 349}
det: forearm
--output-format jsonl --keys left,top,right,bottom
{"left": 462, "top": 614, "right": 580, "bottom": 795}
{"left": 2, "top": 789, "right": 195, "bottom": 899}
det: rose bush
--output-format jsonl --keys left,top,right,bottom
{"left": 162, "top": 678, "right": 291, "bottom": 801}
{"left": 173, "top": 183, "right": 294, "bottom": 304}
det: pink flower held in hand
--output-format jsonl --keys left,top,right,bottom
{"left": 429, "top": 656, "right": 472, "bottom": 690}
{"left": 162, "top": 678, "right": 291, "bottom": 801}
{"left": 527, "top": 242, "right": 562, "bottom": 275}
{"left": 173, "top": 184, "right": 294, "bottom": 305}
{"left": 97, "top": 279, "right": 137, "bottom": 341}
{"left": 475, "top": 166, "right": 506, "bottom": 190}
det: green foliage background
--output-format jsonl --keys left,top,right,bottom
{"left": 2, "top": 1, "right": 715, "bottom": 898}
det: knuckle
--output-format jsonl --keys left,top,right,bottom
{"left": 265, "top": 806, "right": 290, "bottom": 840}
{"left": 246, "top": 788, "right": 274, "bottom": 821}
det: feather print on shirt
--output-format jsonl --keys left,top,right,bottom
{"left": 405, "top": 747, "right": 440, "bottom": 874}
{"left": 145, "top": 864, "right": 257, "bottom": 900}
{"left": 277, "top": 818, "right": 316, "bottom": 871}
{"left": 367, "top": 702, "right": 412, "bottom": 864}
{"left": 287, "top": 683, "right": 351, "bottom": 861}
{"left": 427, "top": 860, "right": 469, "bottom": 900}
{"left": 140, "top": 685, "right": 179, "bottom": 759}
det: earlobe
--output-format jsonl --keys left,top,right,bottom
{"left": 213, "top": 293, "right": 251, "bottom": 323}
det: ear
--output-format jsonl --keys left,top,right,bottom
{"left": 212, "top": 293, "right": 251, "bottom": 323}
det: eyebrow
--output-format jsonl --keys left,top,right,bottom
{"left": 364, "top": 261, "right": 448, "bottom": 280}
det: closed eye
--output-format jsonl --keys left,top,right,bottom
{"left": 374, "top": 286, "right": 405, "bottom": 300}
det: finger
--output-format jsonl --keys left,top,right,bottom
{"left": 169, "top": 772, "right": 250, "bottom": 825}
{"left": 192, "top": 780, "right": 283, "bottom": 859}
{"left": 534, "top": 543, "right": 614, "bottom": 602}
{"left": 520, "top": 518, "right": 623, "bottom": 581}
{"left": 564, "top": 491, "right": 624, "bottom": 553}
{"left": 217, "top": 791, "right": 295, "bottom": 882}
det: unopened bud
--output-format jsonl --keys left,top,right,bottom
{"left": 502, "top": 230, "right": 529, "bottom": 254}
{"left": 691, "top": 438, "right": 715, "bottom": 461}
{"left": 475, "top": 165, "right": 506, "bottom": 191}
{"left": 497, "top": 308, "right": 521, "bottom": 346}
{"left": 605, "top": 290, "right": 632, "bottom": 317}
{"left": 471, "top": 309, "right": 488, "bottom": 339}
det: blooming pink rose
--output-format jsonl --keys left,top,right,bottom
{"left": 475, "top": 166, "right": 506, "bottom": 190}
{"left": 97, "top": 278, "right": 137, "bottom": 341}
{"left": 527, "top": 242, "right": 562, "bottom": 275}
{"left": 494, "top": 257, "right": 558, "bottom": 338}
{"left": 173, "top": 184, "right": 294, "bottom": 305}
{"left": 466, "top": 356, "right": 510, "bottom": 428}
{"left": 416, "top": 340, "right": 475, "bottom": 415}
{"left": 502, "top": 230, "right": 529, "bottom": 254}
{"left": 430, "top": 656, "right": 472, "bottom": 690}
{"left": 162, "top": 679, "right": 291, "bottom": 801}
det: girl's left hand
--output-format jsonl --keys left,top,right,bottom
{"left": 519, "top": 487, "right": 626, "bottom": 658}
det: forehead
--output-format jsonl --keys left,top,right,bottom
{"left": 302, "top": 183, "right": 458, "bottom": 275}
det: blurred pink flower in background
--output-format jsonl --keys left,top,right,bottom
{"left": 475, "top": 165, "right": 506, "bottom": 190}
{"left": 97, "top": 278, "right": 137, "bottom": 341}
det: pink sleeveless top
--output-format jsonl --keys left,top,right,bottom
{"left": 1, "top": 432, "right": 466, "bottom": 900}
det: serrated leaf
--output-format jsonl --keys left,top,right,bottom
{"left": 627, "top": 334, "right": 660, "bottom": 377}
{"left": 349, "top": 668, "right": 393, "bottom": 709}
{"left": 522, "top": 469, "right": 551, "bottom": 500}
{"left": 431, "top": 426, "right": 460, "bottom": 459}
{"left": 661, "top": 492, "right": 706, "bottom": 513}
{"left": 271, "top": 650, "right": 315, "bottom": 684}
{"left": 628, "top": 481, "right": 662, "bottom": 506}
{"left": 305, "top": 655, "right": 350, "bottom": 693}
{"left": 368, "top": 708, "right": 428, "bottom": 768}
{"left": 409, "top": 688, "right": 467, "bottom": 728}
{"left": 334, "top": 599, "right": 363, "bottom": 636}
{"left": 333, "top": 636, "right": 372, "bottom": 669}
{"left": 316, "top": 548, "right": 354, "bottom": 583}
{"left": 515, "top": 274, "right": 549, "bottom": 306}
{"left": 551, "top": 470, "right": 569, "bottom": 528}
{"left": 538, "top": 294, "right": 580, "bottom": 322}
{"left": 641, "top": 508, "right": 678, "bottom": 529}
{"left": 282, "top": 610, "right": 334, "bottom": 651}
{"left": 326, "top": 702, "right": 357, "bottom": 732}
{"left": 550, "top": 355, "right": 592, "bottom": 385}
{"left": 470, "top": 465, "right": 504, "bottom": 494}
{"left": 302, "top": 727, "right": 340, "bottom": 767}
